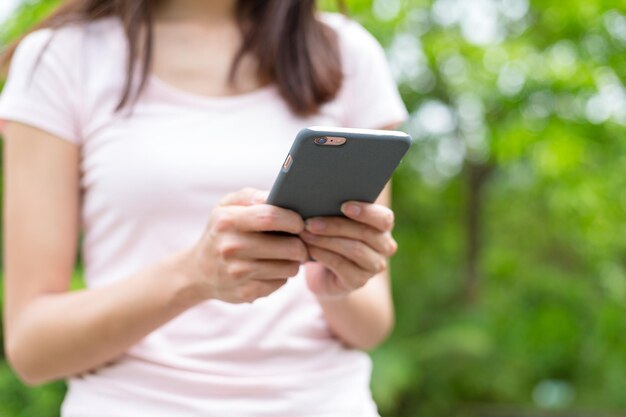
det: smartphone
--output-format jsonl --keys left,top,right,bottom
{"left": 267, "top": 126, "right": 412, "bottom": 219}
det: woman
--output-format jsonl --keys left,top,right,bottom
{"left": 0, "top": 0, "right": 407, "bottom": 416}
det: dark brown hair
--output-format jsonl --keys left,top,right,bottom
{"left": 1, "top": 0, "right": 346, "bottom": 116}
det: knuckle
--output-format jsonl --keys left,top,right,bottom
{"left": 375, "top": 258, "right": 388, "bottom": 273}
{"left": 380, "top": 233, "right": 398, "bottom": 256}
{"left": 218, "top": 240, "right": 242, "bottom": 260}
{"left": 388, "top": 237, "right": 398, "bottom": 256}
{"left": 213, "top": 211, "right": 235, "bottom": 232}
{"left": 383, "top": 211, "right": 395, "bottom": 231}
{"left": 227, "top": 262, "right": 251, "bottom": 280}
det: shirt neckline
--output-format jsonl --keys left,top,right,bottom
{"left": 147, "top": 73, "right": 277, "bottom": 107}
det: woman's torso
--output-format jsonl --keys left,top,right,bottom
{"left": 60, "top": 14, "right": 383, "bottom": 417}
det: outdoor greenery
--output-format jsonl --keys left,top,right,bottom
{"left": 2, "top": 0, "right": 626, "bottom": 416}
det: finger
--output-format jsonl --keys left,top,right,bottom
{"left": 219, "top": 188, "right": 269, "bottom": 207}
{"left": 222, "top": 204, "right": 305, "bottom": 234}
{"left": 236, "top": 279, "right": 288, "bottom": 303}
{"left": 307, "top": 246, "right": 370, "bottom": 291}
{"left": 301, "top": 232, "right": 386, "bottom": 274}
{"left": 340, "top": 202, "right": 395, "bottom": 232}
{"left": 220, "top": 233, "right": 308, "bottom": 263}
{"left": 304, "top": 217, "right": 396, "bottom": 256}
{"left": 227, "top": 260, "right": 302, "bottom": 281}
{"left": 303, "top": 262, "right": 340, "bottom": 296}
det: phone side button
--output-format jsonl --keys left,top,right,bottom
{"left": 282, "top": 154, "right": 293, "bottom": 172}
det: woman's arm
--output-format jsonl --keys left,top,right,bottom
{"left": 318, "top": 186, "right": 394, "bottom": 351}
{"left": 305, "top": 185, "right": 395, "bottom": 350}
{"left": 3, "top": 122, "right": 205, "bottom": 385}
{"left": 3, "top": 122, "right": 308, "bottom": 385}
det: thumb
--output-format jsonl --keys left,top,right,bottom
{"left": 219, "top": 188, "right": 269, "bottom": 207}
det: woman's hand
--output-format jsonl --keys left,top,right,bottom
{"left": 184, "top": 188, "right": 308, "bottom": 304}
{"left": 300, "top": 201, "right": 398, "bottom": 299}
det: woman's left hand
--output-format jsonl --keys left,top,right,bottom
{"left": 300, "top": 201, "right": 398, "bottom": 299}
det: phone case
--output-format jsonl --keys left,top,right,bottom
{"left": 267, "top": 126, "right": 412, "bottom": 219}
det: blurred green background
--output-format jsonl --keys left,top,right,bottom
{"left": 2, "top": 0, "right": 626, "bottom": 416}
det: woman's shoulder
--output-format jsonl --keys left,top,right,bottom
{"left": 0, "top": 18, "right": 123, "bottom": 146}
{"left": 317, "top": 13, "right": 407, "bottom": 129}
{"left": 4, "top": 17, "right": 128, "bottom": 140}
{"left": 14, "top": 17, "right": 124, "bottom": 65}
{"left": 318, "top": 12, "right": 385, "bottom": 58}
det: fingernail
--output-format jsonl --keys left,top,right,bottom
{"left": 305, "top": 219, "right": 325, "bottom": 232}
{"left": 341, "top": 203, "right": 361, "bottom": 217}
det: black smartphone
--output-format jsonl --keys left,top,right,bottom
{"left": 267, "top": 126, "right": 412, "bottom": 219}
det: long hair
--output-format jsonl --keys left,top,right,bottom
{"left": 1, "top": 0, "right": 346, "bottom": 116}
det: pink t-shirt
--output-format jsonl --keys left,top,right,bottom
{"left": 0, "top": 13, "right": 408, "bottom": 417}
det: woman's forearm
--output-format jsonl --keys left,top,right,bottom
{"left": 5, "top": 248, "right": 200, "bottom": 386}
{"left": 317, "top": 271, "right": 394, "bottom": 351}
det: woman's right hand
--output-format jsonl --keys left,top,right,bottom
{"left": 183, "top": 188, "right": 308, "bottom": 304}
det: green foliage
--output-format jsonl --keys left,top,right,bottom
{"left": 2, "top": 0, "right": 626, "bottom": 416}
{"left": 0, "top": 361, "right": 65, "bottom": 417}
{"left": 354, "top": 0, "right": 626, "bottom": 416}
{"left": 0, "top": 0, "right": 61, "bottom": 44}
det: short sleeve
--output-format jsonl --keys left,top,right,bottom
{"left": 0, "top": 27, "right": 83, "bottom": 145}
{"left": 329, "top": 15, "right": 409, "bottom": 129}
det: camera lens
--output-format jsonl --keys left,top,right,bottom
{"left": 316, "top": 137, "right": 327, "bottom": 144}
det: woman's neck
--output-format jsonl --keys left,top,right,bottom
{"left": 154, "top": 0, "right": 238, "bottom": 24}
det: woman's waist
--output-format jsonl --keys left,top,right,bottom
{"left": 62, "top": 350, "right": 375, "bottom": 417}
{"left": 113, "top": 331, "right": 370, "bottom": 378}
